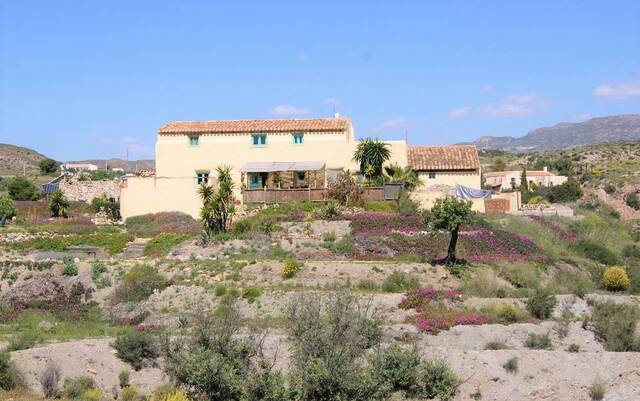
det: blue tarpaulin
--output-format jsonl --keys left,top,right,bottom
{"left": 456, "top": 184, "right": 492, "bottom": 199}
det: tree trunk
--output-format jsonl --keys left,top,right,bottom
{"left": 445, "top": 228, "right": 459, "bottom": 264}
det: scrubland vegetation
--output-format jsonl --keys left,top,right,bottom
{"left": 1, "top": 176, "right": 640, "bottom": 400}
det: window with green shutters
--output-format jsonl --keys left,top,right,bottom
{"left": 189, "top": 135, "right": 200, "bottom": 146}
{"left": 251, "top": 134, "right": 267, "bottom": 147}
{"left": 292, "top": 133, "right": 304, "bottom": 145}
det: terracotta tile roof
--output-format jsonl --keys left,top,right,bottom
{"left": 484, "top": 170, "right": 554, "bottom": 177}
{"left": 159, "top": 118, "right": 351, "bottom": 134}
{"left": 407, "top": 145, "right": 480, "bottom": 171}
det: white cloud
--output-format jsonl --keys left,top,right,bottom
{"left": 482, "top": 84, "right": 493, "bottom": 92}
{"left": 323, "top": 97, "right": 340, "bottom": 106}
{"left": 270, "top": 105, "right": 311, "bottom": 116}
{"left": 373, "top": 118, "right": 408, "bottom": 134}
{"left": 448, "top": 106, "right": 473, "bottom": 118}
{"left": 479, "top": 93, "right": 549, "bottom": 117}
{"left": 593, "top": 79, "right": 640, "bottom": 99}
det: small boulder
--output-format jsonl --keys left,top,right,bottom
{"left": 38, "top": 320, "right": 55, "bottom": 332}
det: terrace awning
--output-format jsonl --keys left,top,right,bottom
{"left": 239, "top": 161, "right": 325, "bottom": 173}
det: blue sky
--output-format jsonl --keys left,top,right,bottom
{"left": 1, "top": 1, "right": 639, "bottom": 161}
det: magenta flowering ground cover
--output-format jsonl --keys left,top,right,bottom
{"left": 528, "top": 215, "right": 580, "bottom": 242}
{"left": 399, "top": 287, "right": 489, "bottom": 334}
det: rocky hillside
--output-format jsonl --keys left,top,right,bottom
{"left": 0, "top": 144, "right": 49, "bottom": 176}
{"left": 472, "top": 114, "right": 640, "bottom": 152}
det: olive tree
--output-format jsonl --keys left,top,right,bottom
{"left": 429, "top": 196, "right": 473, "bottom": 264}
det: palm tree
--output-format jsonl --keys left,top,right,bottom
{"left": 352, "top": 138, "right": 391, "bottom": 180}
{"left": 384, "top": 164, "right": 423, "bottom": 190}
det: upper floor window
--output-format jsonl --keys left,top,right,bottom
{"left": 252, "top": 134, "right": 267, "bottom": 146}
{"left": 428, "top": 171, "right": 436, "bottom": 179}
{"left": 292, "top": 133, "right": 304, "bottom": 145}
{"left": 196, "top": 171, "right": 209, "bottom": 185}
{"left": 189, "top": 135, "right": 200, "bottom": 146}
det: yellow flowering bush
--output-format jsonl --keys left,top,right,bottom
{"left": 282, "top": 258, "right": 303, "bottom": 279}
{"left": 120, "top": 386, "right": 141, "bottom": 401}
{"left": 82, "top": 388, "right": 103, "bottom": 401}
{"left": 601, "top": 266, "right": 630, "bottom": 291}
{"left": 149, "top": 386, "right": 190, "bottom": 401}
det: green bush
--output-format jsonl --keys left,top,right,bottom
{"left": 7, "top": 176, "right": 39, "bottom": 201}
{"left": 568, "top": 343, "right": 581, "bottom": 353}
{"left": 232, "top": 219, "right": 252, "bottom": 234}
{"left": 320, "top": 201, "right": 341, "bottom": 219}
{"left": 416, "top": 359, "right": 459, "bottom": 400}
{"left": 242, "top": 287, "right": 262, "bottom": 304}
{"left": 328, "top": 236, "right": 354, "bottom": 255}
{"left": 587, "top": 300, "right": 640, "bottom": 352}
{"left": 90, "top": 194, "right": 120, "bottom": 220}
{"left": 63, "top": 376, "right": 96, "bottom": 399}
{"left": 0, "top": 351, "right": 20, "bottom": 390}
{"left": 61, "top": 257, "right": 78, "bottom": 276}
{"left": 622, "top": 244, "right": 640, "bottom": 259}
{"left": 323, "top": 230, "right": 337, "bottom": 243}
{"left": 0, "top": 196, "right": 17, "bottom": 226}
{"left": 588, "top": 379, "right": 606, "bottom": 401}
{"left": 603, "top": 183, "right": 616, "bottom": 194}
{"left": 113, "top": 264, "right": 168, "bottom": 303}
{"left": 572, "top": 240, "right": 620, "bottom": 265}
{"left": 113, "top": 331, "right": 158, "bottom": 370}
{"left": 125, "top": 212, "right": 200, "bottom": 237}
{"left": 524, "top": 332, "right": 553, "bottom": 350}
{"left": 484, "top": 340, "right": 508, "bottom": 350}
{"left": 381, "top": 271, "right": 419, "bottom": 293}
{"left": 502, "top": 356, "right": 518, "bottom": 373}
{"left": 526, "top": 288, "right": 557, "bottom": 320}
{"left": 626, "top": 192, "right": 640, "bottom": 210}
{"left": 143, "top": 233, "right": 188, "bottom": 257}
{"left": 118, "top": 370, "right": 130, "bottom": 388}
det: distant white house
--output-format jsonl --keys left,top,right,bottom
{"left": 61, "top": 163, "right": 98, "bottom": 172}
{"left": 484, "top": 167, "right": 568, "bottom": 190}
{"left": 111, "top": 167, "right": 125, "bottom": 172}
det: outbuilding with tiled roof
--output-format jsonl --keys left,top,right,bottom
{"left": 407, "top": 145, "right": 480, "bottom": 171}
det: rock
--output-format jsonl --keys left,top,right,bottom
{"left": 37, "top": 320, "right": 55, "bottom": 332}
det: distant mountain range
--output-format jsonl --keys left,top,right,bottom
{"left": 469, "top": 114, "right": 640, "bottom": 152}
{"left": 0, "top": 143, "right": 154, "bottom": 176}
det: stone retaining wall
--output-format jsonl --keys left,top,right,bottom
{"left": 59, "top": 178, "right": 120, "bottom": 203}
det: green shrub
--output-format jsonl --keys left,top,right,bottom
{"left": 0, "top": 351, "right": 20, "bottom": 390}
{"left": 259, "top": 220, "right": 276, "bottom": 236}
{"left": 572, "top": 240, "right": 620, "bottom": 265}
{"left": 587, "top": 300, "right": 640, "bottom": 351}
{"left": 484, "top": 340, "right": 508, "bottom": 350}
{"left": 39, "top": 158, "right": 59, "bottom": 174}
{"left": 603, "top": 183, "right": 616, "bottom": 194}
{"left": 113, "top": 331, "right": 158, "bottom": 370}
{"left": 63, "top": 376, "right": 96, "bottom": 399}
{"left": 356, "top": 280, "right": 379, "bottom": 292}
{"left": 524, "top": 332, "right": 553, "bottom": 350}
{"left": 0, "top": 196, "right": 17, "bottom": 226}
{"left": 232, "top": 219, "right": 252, "bottom": 234}
{"left": 125, "top": 212, "right": 200, "bottom": 237}
{"left": 415, "top": 359, "right": 459, "bottom": 400}
{"left": 381, "top": 271, "right": 419, "bottom": 293}
{"left": 58, "top": 255, "right": 76, "bottom": 273}
{"left": 7, "top": 176, "right": 39, "bottom": 201}
{"left": 502, "top": 356, "right": 518, "bottom": 373}
{"left": 143, "top": 233, "right": 188, "bottom": 257}
{"left": 328, "top": 236, "right": 354, "bottom": 255}
{"left": 526, "top": 288, "right": 557, "bottom": 319}
{"left": 7, "top": 331, "right": 40, "bottom": 351}
{"left": 242, "top": 287, "right": 262, "bottom": 304}
{"left": 567, "top": 343, "right": 581, "bottom": 353}
{"left": 622, "top": 244, "right": 640, "bottom": 259}
{"left": 588, "top": 379, "right": 606, "bottom": 401}
{"left": 626, "top": 192, "right": 640, "bottom": 210}
{"left": 323, "top": 230, "right": 337, "bottom": 243}
{"left": 118, "top": 370, "right": 130, "bottom": 388}
{"left": 282, "top": 258, "right": 303, "bottom": 279}
{"left": 487, "top": 304, "right": 529, "bottom": 324}
{"left": 90, "top": 193, "right": 120, "bottom": 220}
{"left": 320, "top": 201, "right": 341, "bottom": 219}
{"left": 214, "top": 284, "right": 227, "bottom": 296}
{"left": 269, "top": 246, "right": 290, "bottom": 260}
{"left": 113, "top": 264, "right": 168, "bottom": 303}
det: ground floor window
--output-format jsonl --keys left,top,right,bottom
{"left": 428, "top": 171, "right": 436, "bottom": 179}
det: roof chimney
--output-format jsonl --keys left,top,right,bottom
{"left": 543, "top": 166, "right": 548, "bottom": 172}
{"left": 333, "top": 111, "right": 340, "bottom": 118}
